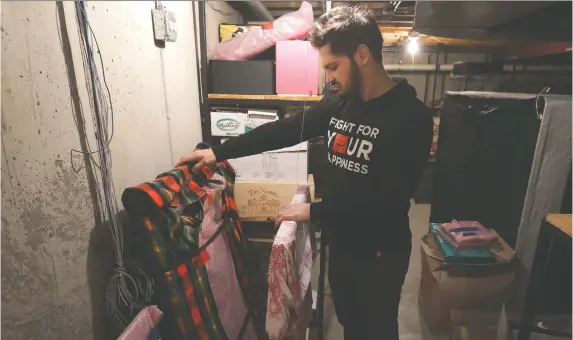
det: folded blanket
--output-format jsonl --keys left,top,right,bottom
{"left": 440, "top": 220, "right": 498, "bottom": 248}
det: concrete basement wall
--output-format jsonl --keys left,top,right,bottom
{"left": 1, "top": 1, "right": 203, "bottom": 339}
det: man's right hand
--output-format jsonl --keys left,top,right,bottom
{"left": 176, "top": 148, "right": 217, "bottom": 171}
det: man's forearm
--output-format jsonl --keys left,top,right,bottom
{"left": 211, "top": 116, "right": 304, "bottom": 162}
{"left": 211, "top": 97, "right": 336, "bottom": 161}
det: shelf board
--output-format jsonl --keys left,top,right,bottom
{"left": 208, "top": 93, "right": 323, "bottom": 106}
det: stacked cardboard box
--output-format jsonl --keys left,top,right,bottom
{"left": 450, "top": 306, "right": 512, "bottom": 340}
{"left": 211, "top": 108, "right": 309, "bottom": 221}
{"left": 418, "top": 232, "right": 515, "bottom": 335}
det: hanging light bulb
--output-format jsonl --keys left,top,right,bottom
{"left": 407, "top": 36, "right": 419, "bottom": 54}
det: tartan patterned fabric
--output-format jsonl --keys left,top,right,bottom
{"left": 122, "top": 142, "right": 266, "bottom": 340}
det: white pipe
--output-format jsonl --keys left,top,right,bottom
{"left": 384, "top": 64, "right": 570, "bottom": 73}
{"left": 244, "top": 1, "right": 274, "bottom": 21}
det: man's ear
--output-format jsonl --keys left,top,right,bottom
{"left": 354, "top": 44, "right": 371, "bottom": 67}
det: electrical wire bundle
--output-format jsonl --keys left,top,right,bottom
{"left": 73, "top": 1, "right": 154, "bottom": 329}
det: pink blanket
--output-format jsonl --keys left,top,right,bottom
{"left": 440, "top": 220, "right": 498, "bottom": 248}
{"left": 117, "top": 306, "right": 162, "bottom": 340}
{"left": 199, "top": 175, "right": 256, "bottom": 340}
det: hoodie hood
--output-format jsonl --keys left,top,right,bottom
{"left": 365, "top": 77, "right": 419, "bottom": 106}
{"left": 391, "top": 77, "right": 419, "bottom": 99}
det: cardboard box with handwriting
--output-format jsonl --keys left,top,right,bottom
{"left": 234, "top": 182, "right": 300, "bottom": 221}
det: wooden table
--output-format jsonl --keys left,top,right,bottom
{"left": 517, "top": 214, "right": 572, "bottom": 340}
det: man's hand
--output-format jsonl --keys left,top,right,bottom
{"left": 176, "top": 148, "right": 216, "bottom": 171}
{"left": 275, "top": 203, "right": 311, "bottom": 228}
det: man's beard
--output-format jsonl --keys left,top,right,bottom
{"left": 336, "top": 61, "right": 361, "bottom": 99}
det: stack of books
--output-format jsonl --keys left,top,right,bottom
{"left": 429, "top": 220, "right": 500, "bottom": 264}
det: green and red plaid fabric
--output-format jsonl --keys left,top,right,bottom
{"left": 122, "top": 142, "right": 266, "bottom": 339}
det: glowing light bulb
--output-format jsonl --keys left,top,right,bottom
{"left": 407, "top": 37, "right": 419, "bottom": 54}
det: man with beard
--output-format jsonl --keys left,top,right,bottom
{"left": 177, "top": 5, "right": 433, "bottom": 339}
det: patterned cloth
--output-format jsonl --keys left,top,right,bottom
{"left": 266, "top": 186, "right": 317, "bottom": 340}
{"left": 122, "top": 142, "right": 266, "bottom": 340}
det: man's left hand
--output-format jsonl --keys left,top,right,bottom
{"left": 275, "top": 203, "right": 311, "bottom": 228}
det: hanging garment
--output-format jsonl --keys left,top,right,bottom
{"left": 122, "top": 142, "right": 266, "bottom": 340}
{"left": 198, "top": 174, "right": 256, "bottom": 340}
{"left": 266, "top": 186, "right": 317, "bottom": 340}
{"left": 430, "top": 91, "right": 541, "bottom": 248}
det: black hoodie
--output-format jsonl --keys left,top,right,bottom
{"left": 213, "top": 80, "right": 433, "bottom": 257}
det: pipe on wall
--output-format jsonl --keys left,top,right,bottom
{"left": 244, "top": 1, "right": 274, "bottom": 21}
{"left": 385, "top": 64, "right": 571, "bottom": 73}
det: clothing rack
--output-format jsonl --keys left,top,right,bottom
{"left": 195, "top": 3, "right": 326, "bottom": 339}
{"left": 245, "top": 218, "right": 327, "bottom": 340}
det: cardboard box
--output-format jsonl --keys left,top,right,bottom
{"left": 419, "top": 233, "right": 515, "bottom": 335}
{"left": 308, "top": 174, "right": 315, "bottom": 202}
{"left": 245, "top": 109, "right": 278, "bottom": 132}
{"left": 219, "top": 24, "right": 257, "bottom": 43}
{"left": 234, "top": 182, "right": 301, "bottom": 221}
{"left": 228, "top": 151, "right": 308, "bottom": 183}
{"left": 450, "top": 305, "right": 512, "bottom": 340}
{"left": 263, "top": 142, "right": 308, "bottom": 154}
{"left": 210, "top": 110, "right": 247, "bottom": 137}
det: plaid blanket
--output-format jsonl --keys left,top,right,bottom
{"left": 122, "top": 142, "right": 266, "bottom": 339}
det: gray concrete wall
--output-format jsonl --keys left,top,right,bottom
{"left": 1, "top": 1, "right": 203, "bottom": 339}
{"left": 205, "top": 1, "right": 243, "bottom": 50}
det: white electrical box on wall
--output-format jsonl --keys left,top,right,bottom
{"left": 152, "top": 7, "right": 176, "bottom": 42}
{"left": 151, "top": 9, "right": 166, "bottom": 41}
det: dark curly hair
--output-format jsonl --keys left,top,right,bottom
{"left": 308, "top": 5, "right": 383, "bottom": 64}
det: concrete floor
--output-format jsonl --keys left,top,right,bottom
{"left": 309, "top": 203, "right": 569, "bottom": 340}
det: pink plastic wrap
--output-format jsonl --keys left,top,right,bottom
{"left": 117, "top": 306, "right": 163, "bottom": 340}
{"left": 208, "top": 1, "right": 315, "bottom": 60}
{"left": 440, "top": 220, "right": 499, "bottom": 248}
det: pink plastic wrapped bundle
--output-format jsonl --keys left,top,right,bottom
{"left": 117, "top": 306, "right": 163, "bottom": 340}
{"left": 439, "top": 220, "right": 499, "bottom": 248}
{"left": 208, "top": 1, "right": 315, "bottom": 60}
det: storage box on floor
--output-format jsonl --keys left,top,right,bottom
{"left": 419, "top": 229, "right": 515, "bottom": 335}
{"left": 451, "top": 306, "right": 512, "bottom": 340}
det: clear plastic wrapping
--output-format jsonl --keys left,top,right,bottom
{"left": 439, "top": 220, "right": 498, "bottom": 249}
{"left": 208, "top": 1, "right": 315, "bottom": 60}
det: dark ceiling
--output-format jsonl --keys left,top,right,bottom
{"left": 225, "top": 1, "right": 572, "bottom": 59}
{"left": 413, "top": 1, "right": 572, "bottom": 41}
